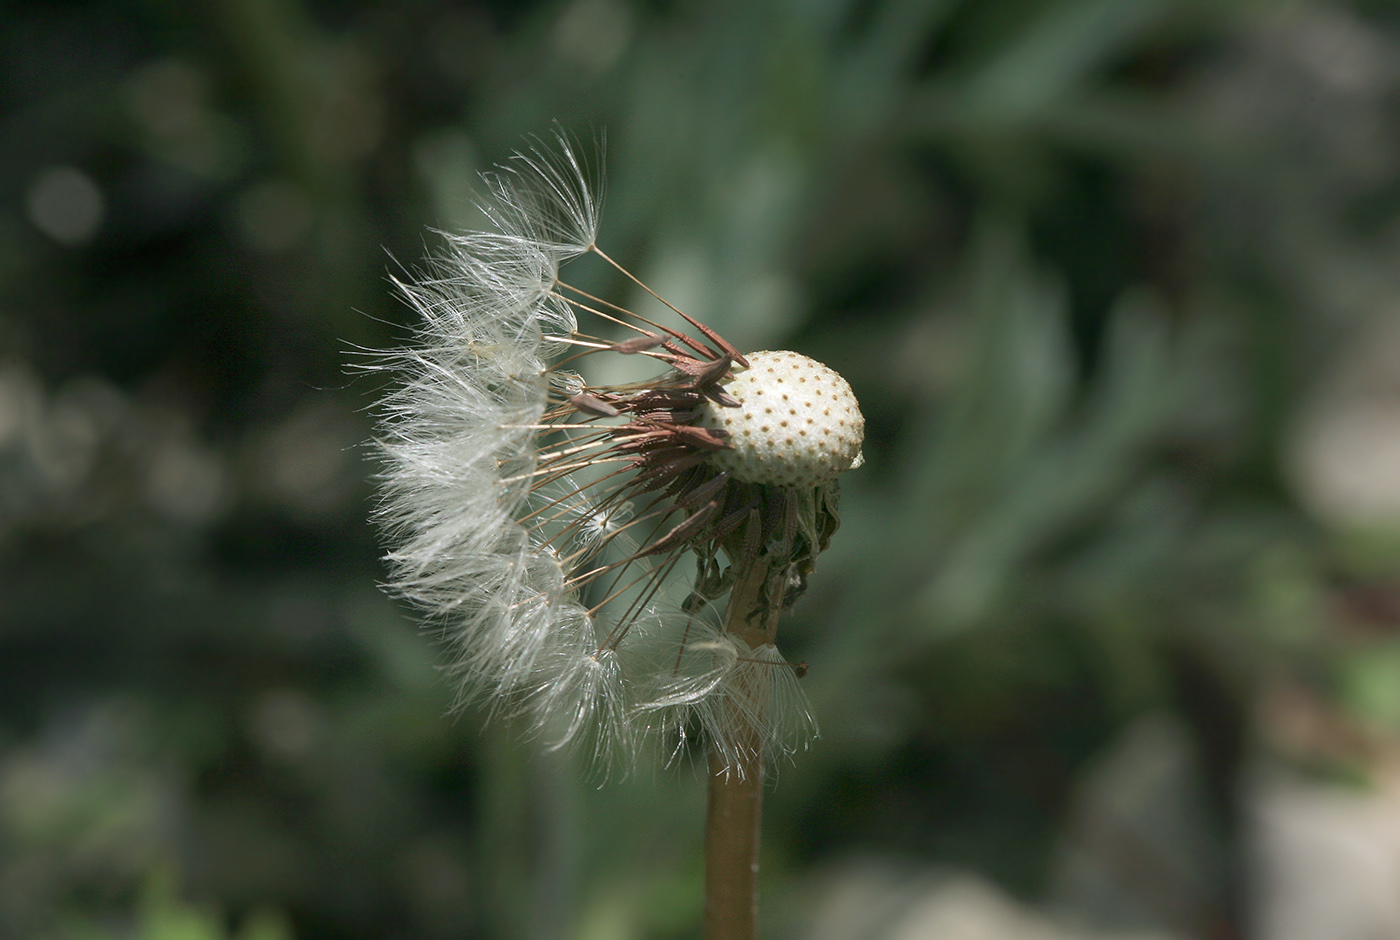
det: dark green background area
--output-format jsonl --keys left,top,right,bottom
{"left": 5, "top": 1, "right": 1400, "bottom": 938}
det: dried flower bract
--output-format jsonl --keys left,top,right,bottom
{"left": 371, "top": 132, "right": 863, "bottom": 772}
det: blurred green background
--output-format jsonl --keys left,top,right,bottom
{"left": 6, "top": 1, "right": 1400, "bottom": 938}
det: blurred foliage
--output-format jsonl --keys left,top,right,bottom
{"left": 5, "top": 0, "right": 1400, "bottom": 939}
{"left": 75, "top": 871, "right": 294, "bottom": 940}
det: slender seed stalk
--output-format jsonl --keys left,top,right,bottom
{"left": 705, "top": 554, "right": 784, "bottom": 940}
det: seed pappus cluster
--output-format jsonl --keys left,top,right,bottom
{"left": 372, "top": 135, "right": 864, "bottom": 772}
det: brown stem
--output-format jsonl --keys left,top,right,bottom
{"left": 704, "top": 555, "right": 784, "bottom": 940}
{"left": 705, "top": 745, "right": 762, "bottom": 940}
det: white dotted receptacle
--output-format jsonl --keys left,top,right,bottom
{"left": 697, "top": 350, "right": 864, "bottom": 488}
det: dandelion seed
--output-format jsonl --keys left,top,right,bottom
{"left": 370, "top": 131, "right": 864, "bottom": 775}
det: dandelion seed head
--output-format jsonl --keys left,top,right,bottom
{"left": 369, "top": 130, "right": 862, "bottom": 773}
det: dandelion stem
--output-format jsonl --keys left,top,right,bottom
{"left": 705, "top": 749, "right": 762, "bottom": 940}
{"left": 705, "top": 554, "right": 783, "bottom": 940}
